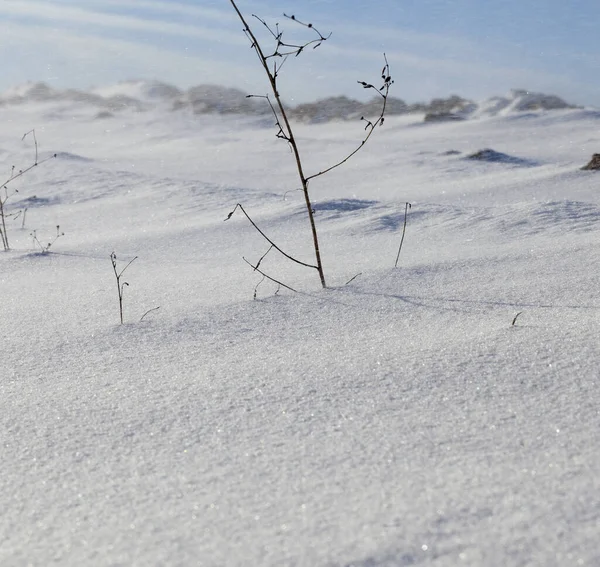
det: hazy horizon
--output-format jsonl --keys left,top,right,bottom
{"left": 1, "top": 0, "right": 599, "bottom": 107}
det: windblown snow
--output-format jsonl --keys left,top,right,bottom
{"left": 1, "top": 82, "right": 599, "bottom": 567}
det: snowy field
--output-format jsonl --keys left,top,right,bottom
{"left": 1, "top": 91, "right": 599, "bottom": 566}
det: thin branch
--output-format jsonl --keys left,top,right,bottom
{"left": 394, "top": 202, "right": 411, "bottom": 268}
{"left": 225, "top": 203, "right": 318, "bottom": 270}
{"left": 344, "top": 272, "right": 362, "bottom": 286}
{"left": 22, "top": 129, "right": 39, "bottom": 164}
{"left": 242, "top": 257, "right": 297, "bottom": 293}
{"left": 253, "top": 275, "right": 266, "bottom": 300}
{"left": 111, "top": 252, "right": 137, "bottom": 325}
{"left": 254, "top": 245, "right": 273, "bottom": 272}
{"left": 229, "top": 0, "right": 334, "bottom": 288}
{"left": 118, "top": 255, "right": 138, "bottom": 278}
{"left": 140, "top": 306, "right": 161, "bottom": 322}
{"left": 1, "top": 153, "right": 57, "bottom": 189}
{"left": 247, "top": 94, "right": 290, "bottom": 142}
{"left": 306, "top": 53, "right": 393, "bottom": 182}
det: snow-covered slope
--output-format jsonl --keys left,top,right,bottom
{"left": 1, "top": 93, "right": 599, "bottom": 566}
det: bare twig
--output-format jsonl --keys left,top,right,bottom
{"left": 140, "top": 306, "right": 161, "bottom": 322}
{"left": 242, "top": 256, "right": 297, "bottom": 293}
{"left": 22, "top": 129, "right": 38, "bottom": 164}
{"left": 344, "top": 272, "right": 363, "bottom": 286}
{"left": 229, "top": 0, "right": 326, "bottom": 288}
{"left": 225, "top": 203, "right": 318, "bottom": 270}
{"left": 511, "top": 311, "right": 523, "bottom": 326}
{"left": 254, "top": 245, "right": 274, "bottom": 272}
{"left": 229, "top": 2, "right": 391, "bottom": 289}
{"left": 253, "top": 274, "right": 266, "bottom": 300}
{"left": 394, "top": 202, "right": 412, "bottom": 268}
{"left": 31, "top": 224, "right": 64, "bottom": 254}
{"left": 305, "top": 53, "right": 393, "bottom": 182}
{"left": 0, "top": 130, "right": 57, "bottom": 250}
{"left": 110, "top": 252, "right": 138, "bottom": 324}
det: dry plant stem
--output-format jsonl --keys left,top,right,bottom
{"left": 32, "top": 225, "right": 64, "bottom": 254}
{"left": 140, "top": 306, "right": 161, "bottom": 322}
{"left": 111, "top": 253, "right": 137, "bottom": 325}
{"left": 1, "top": 154, "right": 56, "bottom": 188}
{"left": 22, "top": 130, "right": 38, "bottom": 164}
{"left": 344, "top": 272, "right": 362, "bottom": 286}
{"left": 0, "top": 200, "right": 7, "bottom": 250}
{"left": 226, "top": 203, "right": 317, "bottom": 270}
{"left": 243, "top": 256, "right": 297, "bottom": 293}
{"left": 253, "top": 275, "right": 266, "bottom": 300}
{"left": 229, "top": 0, "right": 326, "bottom": 288}
{"left": 306, "top": 53, "right": 393, "bottom": 182}
{"left": 394, "top": 202, "right": 412, "bottom": 268}
{"left": 0, "top": 149, "right": 57, "bottom": 251}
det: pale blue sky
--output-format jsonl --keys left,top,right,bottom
{"left": 1, "top": 0, "right": 598, "bottom": 105}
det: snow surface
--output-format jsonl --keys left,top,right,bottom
{"left": 1, "top": 94, "right": 599, "bottom": 566}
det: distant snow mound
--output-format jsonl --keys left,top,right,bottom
{"left": 424, "top": 112, "right": 466, "bottom": 123}
{"left": 581, "top": 154, "right": 600, "bottom": 171}
{"left": 174, "top": 85, "right": 268, "bottom": 115}
{"left": 473, "top": 89, "right": 578, "bottom": 118}
{"left": 0, "top": 81, "right": 144, "bottom": 111}
{"left": 465, "top": 148, "right": 534, "bottom": 166}
{"left": 291, "top": 96, "right": 366, "bottom": 123}
{"left": 91, "top": 80, "right": 182, "bottom": 103}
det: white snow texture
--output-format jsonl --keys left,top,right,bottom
{"left": 1, "top": 83, "right": 599, "bottom": 567}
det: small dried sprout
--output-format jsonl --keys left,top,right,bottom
{"left": 511, "top": 311, "right": 523, "bottom": 326}
{"left": 253, "top": 275, "right": 266, "bottom": 300}
{"left": 31, "top": 225, "right": 64, "bottom": 254}
{"left": 140, "top": 306, "right": 161, "bottom": 322}
{"left": 283, "top": 188, "right": 302, "bottom": 200}
{"left": 345, "top": 272, "right": 362, "bottom": 286}
{"left": 22, "top": 129, "right": 39, "bottom": 164}
{"left": 394, "top": 202, "right": 412, "bottom": 268}
{"left": 0, "top": 131, "right": 57, "bottom": 251}
{"left": 111, "top": 252, "right": 138, "bottom": 325}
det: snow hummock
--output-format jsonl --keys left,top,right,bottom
{"left": 1, "top": 85, "right": 599, "bottom": 566}
{"left": 91, "top": 79, "right": 183, "bottom": 102}
{"left": 472, "top": 88, "right": 578, "bottom": 118}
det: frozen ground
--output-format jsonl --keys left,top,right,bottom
{"left": 1, "top": 96, "right": 599, "bottom": 566}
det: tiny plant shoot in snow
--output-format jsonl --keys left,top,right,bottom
{"left": 0, "top": 130, "right": 57, "bottom": 251}
{"left": 110, "top": 252, "right": 137, "bottom": 325}
{"left": 31, "top": 225, "right": 65, "bottom": 254}
{"left": 226, "top": 1, "right": 393, "bottom": 289}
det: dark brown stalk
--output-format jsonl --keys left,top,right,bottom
{"left": 229, "top": 0, "right": 326, "bottom": 288}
